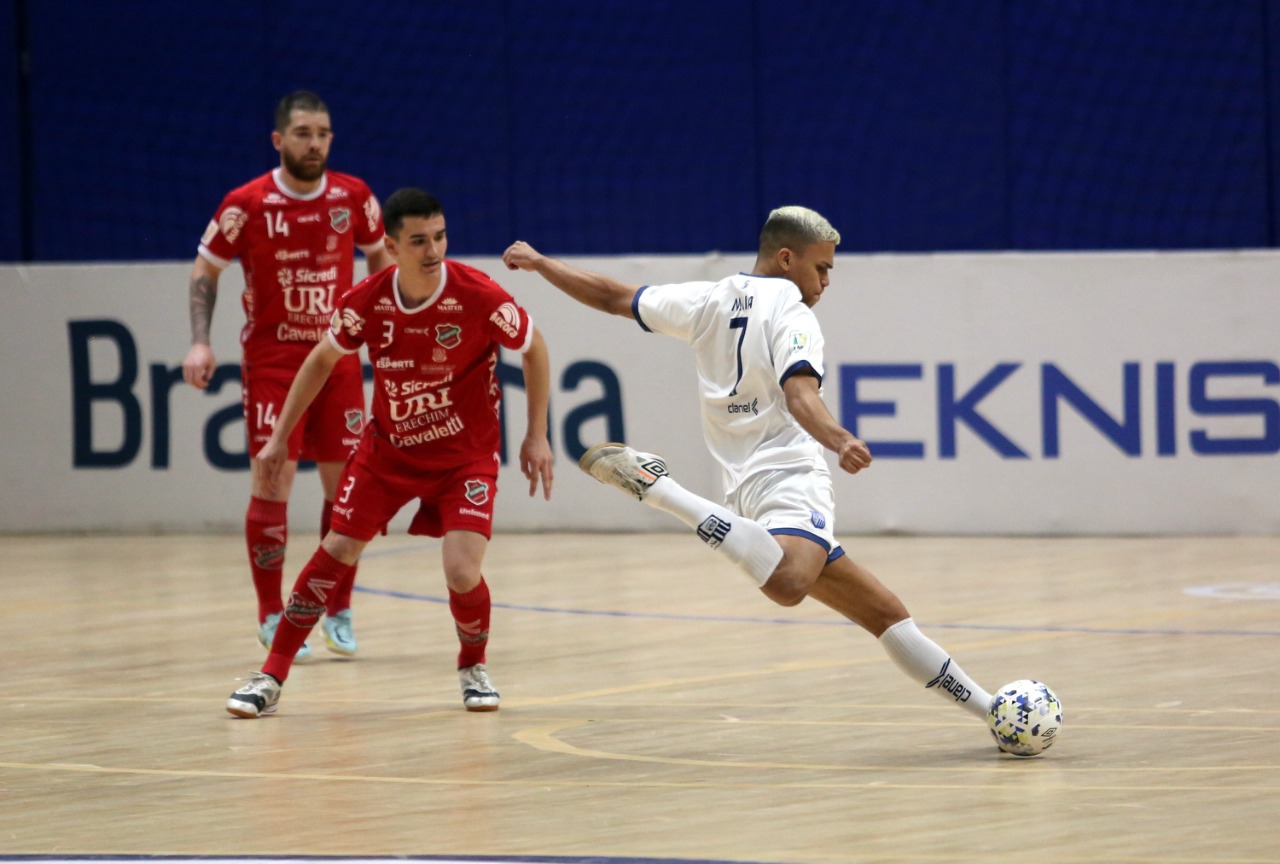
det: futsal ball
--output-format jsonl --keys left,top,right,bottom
{"left": 987, "top": 679, "right": 1063, "bottom": 757}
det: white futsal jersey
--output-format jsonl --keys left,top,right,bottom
{"left": 632, "top": 273, "right": 828, "bottom": 497}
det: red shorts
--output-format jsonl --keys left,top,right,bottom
{"left": 329, "top": 434, "right": 499, "bottom": 542}
{"left": 243, "top": 366, "right": 365, "bottom": 463}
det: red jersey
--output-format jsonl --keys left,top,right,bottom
{"left": 198, "top": 168, "right": 385, "bottom": 377}
{"left": 328, "top": 260, "right": 534, "bottom": 470}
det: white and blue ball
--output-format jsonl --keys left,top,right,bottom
{"left": 987, "top": 679, "right": 1063, "bottom": 756}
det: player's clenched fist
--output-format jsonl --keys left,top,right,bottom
{"left": 502, "top": 240, "right": 544, "bottom": 271}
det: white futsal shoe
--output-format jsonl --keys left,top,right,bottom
{"left": 578, "top": 442, "right": 669, "bottom": 501}
{"left": 226, "top": 671, "right": 282, "bottom": 719}
{"left": 459, "top": 664, "right": 500, "bottom": 712}
{"left": 322, "top": 609, "right": 358, "bottom": 657}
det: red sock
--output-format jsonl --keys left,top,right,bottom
{"left": 263, "top": 546, "right": 355, "bottom": 682}
{"left": 321, "top": 499, "right": 356, "bottom": 614}
{"left": 245, "top": 497, "right": 288, "bottom": 622}
{"left": 320, "top": 500, "right": 356, "bottom": 614}
{"left": 449, "top": 577, "right": 491, "bottom": 669}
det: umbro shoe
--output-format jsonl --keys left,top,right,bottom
{"left": 578, "top": 442, "right": 669, "bottom": 501}
{"left": 258, "top": 612, "right": 312, "bottom": 661}
{"left": 226, "top": 671, "right": 282, "bottom": 718}
{"left": 322, "top": 609, "right": 358, "bottom": 657}
{"left": 459, "top": 663, "right": 500, "bottom": 712}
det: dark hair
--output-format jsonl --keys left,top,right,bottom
{"left": 383, "top": 188, "right": 445, "bottom": 237}
{"left": 274, "top": 90, "right": 329, "bottom": 132}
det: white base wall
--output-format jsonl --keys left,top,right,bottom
{"left": 2, "top": 250, "right": 1277, "bottom": 535}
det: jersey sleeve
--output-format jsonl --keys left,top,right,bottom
{"left": 352, "top": 181, "right": 385, "bottom": 251}
{"left": 465, "top": 267, "right": 531, "bottom": 351}
{"left": 632, "top": 281, "right": 713, "bottom": 342}
{"left": 197, "top": 189, "right": 250, "bottom": 268}
{"left": 487, "top": 293, "right": 535, "bottom": 353}
{"left": 772, "top": 299, "right": 825, "bottom": 386}
{"left": 327, "top": 285, "right": 369, "bottom": 355}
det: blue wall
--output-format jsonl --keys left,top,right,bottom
{"left": 5, "top": 0, "right": 1279, "bottom": 261}
{"left": 1, "top": 0, "right": 22, "bottom": 261}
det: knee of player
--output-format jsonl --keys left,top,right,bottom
{"left": 443, "top": 568, "right": 484, "bottom": 594}
{"left": 322, "top": 533, "right": 364, "bottom": 563}
{"left": 761, "top": 562, "right": 818, "bottom": 607}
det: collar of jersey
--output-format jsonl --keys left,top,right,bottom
{"left": 271, "top": 168, "right": 329, "bottom": 201}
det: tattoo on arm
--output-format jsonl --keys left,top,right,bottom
{"left": 189, "top": 274, "right": 217, "bottom": 344}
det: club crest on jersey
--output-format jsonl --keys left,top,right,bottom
{"left": 464, "top": 479, "right": 490, "bottom": 506}
{"left": 436, "top": 323, "right": 462, "bottom": 348}
{"left": 345, "top": 409, "right": 365, "bottom": 434}
{"left": 329, "top": 207, "right": 351, "bottom": 233}
{"left": 789, "top": 331, "right": 810, "bottom": 352}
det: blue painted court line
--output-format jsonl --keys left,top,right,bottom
{"left": 350, "top": 584, "right": 1280, "bottom": 640}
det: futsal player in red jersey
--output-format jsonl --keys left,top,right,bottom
{"left": 183, "top": 91, "right": 393, "bottom": 660}
{"left": 225, "top": 187, "right": 554, "bottom": 717}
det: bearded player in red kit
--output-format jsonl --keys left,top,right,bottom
{"left": 225, "top": 187, "right": 554, "bottom": 718}
{"left": 183, "top": 91, "right": 393, "bottom": 661}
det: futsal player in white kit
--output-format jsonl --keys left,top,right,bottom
{"left": 503, "top": 206, "right": 997, "bottom": 727}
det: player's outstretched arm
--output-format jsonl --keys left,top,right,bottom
{"left": 520, "top": 327, "right": 554, "bottom": 500}
{"left": 783, "top": 372, "right": 872, "bottom": 475}
{"left": 182, "top": 255, "right": 225, "bottom": 389}
{"left": 502, "top": 240, "right": 638, "bottom": 318}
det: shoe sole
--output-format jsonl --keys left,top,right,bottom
{"left": 324, "top": 639, "right": 357, "bottom": 657}
{"left": 226, "top": 701, "right": 277, "bottom": 719}
{"left": 578, "top": 441, "right": 626, "bottom": 473}
{"left": 464, "top": 701, "right": 500, "bottom": 713}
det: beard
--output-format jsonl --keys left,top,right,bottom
{"left": 282, "top": 149, "right": 326, "bottom": 182}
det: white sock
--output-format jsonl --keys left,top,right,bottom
{"left": 878, "top": 618, "right": 991, "bottom": 720}
{"left": 645, "top": 476, "right": 783, "bottom": 587}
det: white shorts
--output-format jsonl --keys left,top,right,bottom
{"left": 725, "top": 463, "right": 843, "bottom": 563}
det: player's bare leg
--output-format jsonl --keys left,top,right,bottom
{"left": 809, "top": 555, "right": 991, "bottom": 720}
{"left": 758, "top": 534, "right": 827, "bottom": 606}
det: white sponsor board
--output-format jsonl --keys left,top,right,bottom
{"left": 1, "top": 250, "right": 1277, "bottom": 535}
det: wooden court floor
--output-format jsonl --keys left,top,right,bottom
{"left": 2, "top": 532, "right": 1278, "bottom": 864}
